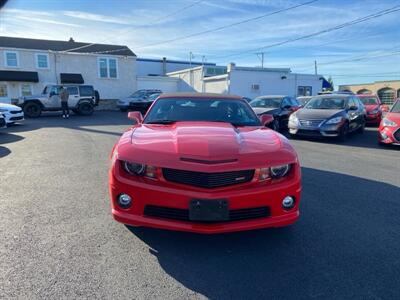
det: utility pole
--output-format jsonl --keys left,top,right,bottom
{"left": 189, "top": 52, "right": 195, "bottom": 68}
{"left": 256, "top": 52, "right": 265, "bottom": 68}
{"left": 314, "top": 60, "right": 318, "bottom": 75}
{"left": 201, "top": 55, "right": 206, "bottom": 66}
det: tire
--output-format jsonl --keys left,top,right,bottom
{"left": 23, "top": 102, "right": 42, "bottom": 118}
{"left": 338, "top": 122, "right": 349, "bottom": 142}
{"left": 357, "top": 121, "right": 365, "bottom": 134}
{"left": 271, "top": 119, "right": 280, "bottom": 132}
{"left": 77, "top": 102, "right": 94, "bottom": 116}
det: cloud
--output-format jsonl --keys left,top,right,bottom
{"left": 62, "top": 11, "right": 132, "bottom": 25}
{"left": 15, "top": 16, "right": 82, "bottom": 28}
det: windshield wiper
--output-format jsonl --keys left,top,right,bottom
{"left": 146, "top": 120, "right": 176, "bottom": 124}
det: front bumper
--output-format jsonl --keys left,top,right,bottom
{"left": 3, "top": 111, "right": 24, "bottom": 124}
{"left": 289, "top": 122, "right": 342, "bottom": 137}
{"left": 109, "top": 166, "right": 301, "bottom": 234}
{"left": 379, "top": 127, "right": 400, "bottom": 145}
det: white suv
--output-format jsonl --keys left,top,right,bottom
{"left": 0, "top": 103, "right": 24, "bottom": 125}
{"left": 17, "top": 84, "right": 96, "bottom": 118}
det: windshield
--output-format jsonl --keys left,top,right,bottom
{"left": 148, "top": 93, "right": 161, "bottom": 101}
{"left": 359, "top": 97, "right": 378, "bottom": 105}
{"left": 390, "top": 101, "right": 400, "bottom": 113}
{"left": 129, "top": 91, "right": 145, "bottom": 98}
{"left": 144, "top": 98, "right": 261, "bottom": 126}
{"left": 250, "top": 98, "right": 282, "bottom": 108}
{"left": 305, "top": 97, "right": 347, "bottom": 109}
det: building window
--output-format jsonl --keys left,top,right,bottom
{"left": 21, "top": 84, "right": 32, "bottom": 96}
{"left": 0, "top": 84, "right": 8, "bottom": 97}
{"left": 298, "top": 86, "right": 312, "bottom": 96}
{"left": 98, "top": 57, "right": 118, "bottom": 78}
{"left": 35, "top": 53, "right": 49, "bottom": 69}
{"left": 5, "top": 51, "right": 19, "bottom": 68}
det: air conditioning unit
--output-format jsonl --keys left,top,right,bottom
{"left": 251, "top": 84, "right": 260, "bottom": 90}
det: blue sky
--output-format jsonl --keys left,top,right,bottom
{"left": 1, "top": 0, "right": 399, "bottom": 86}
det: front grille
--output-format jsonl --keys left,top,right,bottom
{"left": 10, "top": 116, "right": 23, "bottom": 121}
{"left": 394, "top": 128, "right": 400, "bottom": 142}
{"left": 162, "top": 168, "right": 254, "bottom": 188}
{"left": 10, "top": 110, "right": 22, "bottom": 114}
{"left": 297, "top": 129, "right": 321, "bottom": 136}
{"left": 144, "top": 205, "right": 270, "bottom": 223}
{"left": 299, "top": 119, "right": 324, "bottom": 127}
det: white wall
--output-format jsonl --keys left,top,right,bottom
{"left": 136, "top": 59, "right": 215, "bottom": 76}
{"left": 167, "top": 67, "right": 204, "bottom": 92}
{"left": 137, "top": 76, "right": 179, "bottom": 92}
{"left": 229, "top": 68, "right": 322, "bottom": 98}
{"left": 0, "top": 48, "right": 136, "bottom": 99}
{"left": 203, "top": 76, "right": 228, "bottom": 94}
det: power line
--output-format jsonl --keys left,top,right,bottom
{"left": 134, "top": 0, "right": 319, "bottom": 50}
{"left": 63, "top": 0, "right": 205, "bottom": 53}
{"left": 152, "top": 0, "right": 204, "bottom": 24}
{"left": 212, "top": 5, "right": 400, "bottom": 61}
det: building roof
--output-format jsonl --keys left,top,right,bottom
{"left": 0, "top": 36, "right": 136, "bottom": 56}
{"left": 137, "top": 57, "right": 215, "bottom": 66}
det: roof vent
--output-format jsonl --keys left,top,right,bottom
{"left": 68, "top": 37, "right": 75, "bottom": 42}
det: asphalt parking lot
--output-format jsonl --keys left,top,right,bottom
{"left": 1, "top": 112, "right": 399, "bottom": 299}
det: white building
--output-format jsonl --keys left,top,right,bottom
{"left": 136, "top": 57, "right": 217, "bottom": 76}
{"left": 168, "top": 63, "right": 324, "bottom": 98}
{"left": 0, "top": 36, "right": 136, "bottom": 101}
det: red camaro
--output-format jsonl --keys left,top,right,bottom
{"left": 378, "top": 99, "right": 400, "bottom": 146}
{"left": 357, "top": 94, "right": 383, "bottom": 125}
{"left": 109, "top": 93, "right": 301, "bottom": 234}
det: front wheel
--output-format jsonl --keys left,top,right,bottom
{"left": 338, "top": 123, "right": 349, "bottom": 142}
{"left": 271, "top": 119, "right": 280, "bottom": 132}
{"left": 77, "top": 102, "right": 94, "bottom": 116}
{"left": 23, "top": 102, "right": 42, "bottom": 118}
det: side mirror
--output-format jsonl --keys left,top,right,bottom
{"left": 381, "top": 105, "right": 389, "bottom": 113}
{"left": 49, "top": 92, "right": 55, "bottom": 97}
{"left": 128, "top": 111, "right": 143, "bottom": 124}
{"left": 259, "top": 114, "right": 274, "bottom": 126}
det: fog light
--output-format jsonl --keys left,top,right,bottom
{"left": 118, "top": 194, "right": 132, "bottom": 208}
{"left": 282, "top": 196, "right": 295, "bottom": 210}
{"left": 380, "top": 132, "right": 388, "bottom": 139}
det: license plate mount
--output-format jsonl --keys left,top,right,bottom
{"left": 189, "top": 199, "right": 229, "bottom": 222}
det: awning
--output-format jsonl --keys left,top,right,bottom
{"left": 60, "top": 73, "right": 84, "bottom": 84}
{"left": 0, "top": 70, "right": 39, "bottom": 82}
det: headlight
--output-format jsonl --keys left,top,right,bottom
{"left": 289, "top": 114, "right": 299, "bottom": 126}
{"left": 122, "top": 161, "right": 146, "bottom": 176}
{"left": 270, "top": 164, "right": 291, "bottom": 178}
{"left": 368, "top": 108, "right": 380, "bottom": 114}
{"left": 382, "top": 118, "right": 398, "bottom": 127}
{"left": 121, "top": 161, "right": 157, "bottom": 179}
{"left": 325, "top": 116, "right": 343, "bottom": 125}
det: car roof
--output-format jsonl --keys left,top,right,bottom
{"left": 356, "top": 94, "right": 378, "bottom": 98}
{"left": 255, "top": 95, "right": 287, "bottom": 99}
{"left": 157, "top": 92, "right": 242, "bottom": 100}
{"left": 312, "top": 94, "right": 352, "bottom": 99}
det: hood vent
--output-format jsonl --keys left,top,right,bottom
{"left": 180, "top": 157, "right": 237, "bottom": 164}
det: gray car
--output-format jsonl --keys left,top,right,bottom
{"left": 117, "top": 89, "right": 162, "bottom": 112}
{"left": 288, "top": 94, "right": 366, "bottom": 141}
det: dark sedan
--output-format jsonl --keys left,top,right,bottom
{"left": 288, "top": 94, "right": 366, "bottom": 141}
{"left": 250, "top": 95, "right": 300, "bottom": 132}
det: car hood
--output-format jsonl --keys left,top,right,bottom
{"left": 116, "top": 122, "right": 297, "bottom": 171}
{"left": 364, "top": 104, "right": 380, "bottom": 112}
{"left": 385, "top": 112, "right": 400, "bottom": 124}
{"left": 294, "top": 108, "right": 344, "bottom": 120}
{"left": 252, "top": 107, "right": 278, "bottom": 115}
{"left": 0, "top": 103, "right": 21, "bottom": 111}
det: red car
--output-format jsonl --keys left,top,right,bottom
{"left": 357, "top": 94, "right": 384, "bottom": 125}
{"left": 109, "top": 93, "right": 301, "bottom": 234}
{"left": 378, "top": 99, "right": 400, "bottom": 146}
